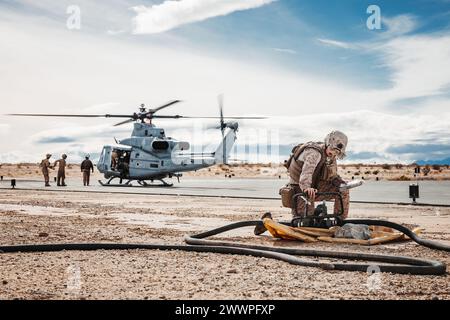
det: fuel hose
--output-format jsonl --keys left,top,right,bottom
{"left": 0, "top": 219, "right": 448, "bottom": 275}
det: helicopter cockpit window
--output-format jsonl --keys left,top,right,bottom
{"left": 99, "top": 148, "right": 105, "bottom": 164}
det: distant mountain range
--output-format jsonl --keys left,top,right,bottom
{"left": 415, "top": 157, "right": 450, "bottom": 165}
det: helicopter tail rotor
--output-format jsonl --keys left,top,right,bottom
{"left": 212, "top": 94, "right": 239, "bottom": 165}
{"left": 218, "top": 94, "right": 226, "bottom": 165}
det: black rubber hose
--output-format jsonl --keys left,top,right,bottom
{"left": 185, "top": 220, "right": 446, "bottom": 275}
{"left": 0, "top": 220, "right": 447, "bottom": 275}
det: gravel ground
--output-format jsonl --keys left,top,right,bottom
{"left": 0, "top": 190, "right": 449, "bottom": 300}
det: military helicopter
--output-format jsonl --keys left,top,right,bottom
{"left": 9, "top": 96, "right": 265, "bottom": 187}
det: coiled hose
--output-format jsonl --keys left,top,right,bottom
{"left": 0, "top": 219, "right": 448, "bottom": 275}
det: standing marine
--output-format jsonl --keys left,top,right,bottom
{"left": 40, "top": 153, "right": 53, "bottom": 187}
{"left": 80, "top": 154, "right": 94, "bottom": 186}
{"left": 285, "top": 130, "right": 350, "bottom": 220}
{"left": 54, "top": 154, "right": 68, "bottom": 187}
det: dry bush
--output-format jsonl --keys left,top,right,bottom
{"left": 372, "top": 170, "right": 379, "bottom": 175}
{"left": 381, "top": 164, "right": 391, "bottom": 170}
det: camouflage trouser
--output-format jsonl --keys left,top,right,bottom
{"left": 83, "top": 170, "right": 91, "bottom": 186}
{"left": 42, "top": 170, "right": 49, "bottom": 185}
{"left": 57, "top": 170, "right": 66, "bottom": 186}
{"left": 293, "top": 179, "right": 350, "bottom": 220}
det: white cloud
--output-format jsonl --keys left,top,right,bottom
{"left": 0, "top": 124, "right": 9, "bottom": 135}
{"left": 317, "top": 15, "right": 450, "bottom": 103}
{"left": 107, "top": 29, "right": 126, "bottom": 36}
{"left": 382, "top": 14, "right": 419, "bottom": 37}
{"left": 378, "top": 34, "right": 450, "bottom": 100}
{"left": 317, "top": 38, "right": 355, "bottom": 49}
{"left": 1, "top": 9, "right": 450, "bottom": 164}
{"left": 272, "top": 47, "right": 297, "bottom": 54}
{"left": 16, "top": 109, "right": 450, "bottom": 164}
{"left": 132, "top": 0, "right": 277, "bottom": 34}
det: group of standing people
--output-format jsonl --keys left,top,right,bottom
{"left": 40, "top": 154, "right": 94, "bottom": 187}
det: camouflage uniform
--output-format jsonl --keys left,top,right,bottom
{"left": 111, "top": 151, "right": 118, "bottom": 170}
{"left": 288, "top": 132, "right": 350, "bottom": 219}
{"left": 40, "top": 156, "right": 52, "bottom": 186}
{"left": 54, "top": 155, "right": 67, "bottom": 186}
{"left": 81, "top": 158, "right": 94, "bottom": 186}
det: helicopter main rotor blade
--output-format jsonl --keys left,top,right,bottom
{"left": 152, "top": 115, "right": 267, "bottom": 119}
{"left": 113, "top": 118, "right": 135, "bottom": 127}
{"left": 7, "top": 113, "right": 266, "bottom": 120}
{"left": 149, "top": 100, "right": 181, "bottom": 114}
{"left": 7, "top": 113, "right": 135, "bottom": 118}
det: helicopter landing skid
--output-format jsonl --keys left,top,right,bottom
{"left": 136, "top": 179, "right": 173, "bottom": 187}
{"left": 98, "top": 177, "right": 133, "bottom": 187}
{"left": 98, "top": 177, "right": 173, "bottom": 187}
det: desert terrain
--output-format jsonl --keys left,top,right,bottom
{"left": 1, "top": 162, "right": 449, "bottom": 181}
{"left": 0, "top": 189, "right": 449, "bottom": 300}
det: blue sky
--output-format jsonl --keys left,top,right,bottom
{"left": 1, "top": 0, "right": 450, "bottom": 163}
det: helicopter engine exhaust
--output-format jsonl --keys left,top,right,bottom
{"left": 152, "top": 140, "right": 169, "bottom": 151}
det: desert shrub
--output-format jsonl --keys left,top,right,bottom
{"left": 432, "top": 164, "right": 441, "bottom": 171}
{"left": 381, "top": 164, "right": 391, "bottom": 170}
{"left": 372, "top": 170, "right": 379, "bottom": 175}
{"left": 398, "top": 175, "right": 411, "bottom": 181}
{"left": 395, "top": 163, "right": 403, "bottom": 169}
{"left": 354, "top": 171, "right": 360, "bottom": 176}
{"left": 364, "top": 171, "right": 371, "bottom": 175}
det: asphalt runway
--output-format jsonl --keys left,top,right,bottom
{"left": 1, "top": 178, "right": 450, "bottom": 206}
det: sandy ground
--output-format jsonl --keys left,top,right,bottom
{"left": 0, "top": 189, "right": 449, "bottom": 300}
{"left": 1, "top": 163, "right": 450, "bottom": 181}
